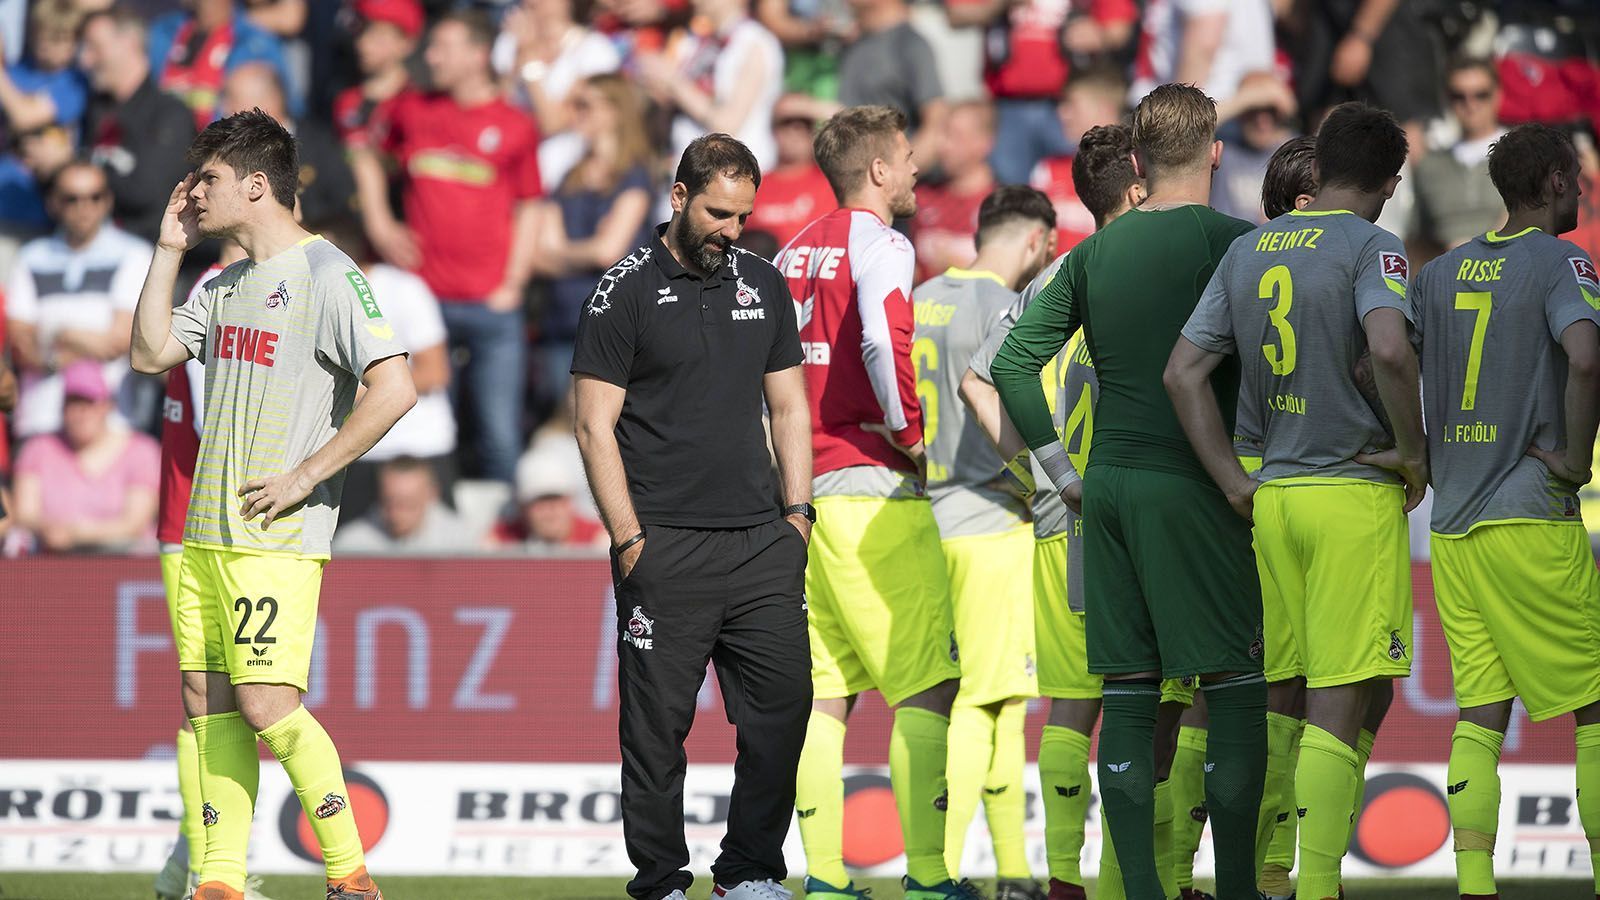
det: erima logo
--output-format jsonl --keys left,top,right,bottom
{"left": 1204, "top": 762, "right": 1216, "bottom": 773}
{"left": 1055, "top": 784, "right": 1082, "bottom": 798}
{"left": 1107, "top": 761, "right": 1131, "bottom": 773}
{"left": 251, "top": 646, "right": 268, "bottom": 657}
{"left": 1448, "top": 780, "right": 1469, "bottom": 795}
{"left": 983, "top": 786, "right": 1008, "bottom": 797}
{"left": 657, "top": 287, "right": 677, "bottom": 305}
{"left": 797, "top": 807, "right": 817, "bottom": 819}
{"left": 1297, "top": 807, "right": 1308, "bottom": 818}
{"left": 202, "top": 803, "right": 219, "bottom": 826}
{"left": 1389, "top": 630, "right": 1408, "bottom": 661}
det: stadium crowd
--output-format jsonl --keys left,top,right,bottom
{"left": 0, "top": 0, "right": 1598, "bottom": 555}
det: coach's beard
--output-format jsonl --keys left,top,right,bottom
{"left": 674, "top": 214, "right": 729, "bottom": 274}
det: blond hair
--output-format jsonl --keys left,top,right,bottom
{"left": 814, "top": 105, "right": 907, "bottom": 203}
{"left": 1131, "top": 83, "right": 1218, "bottom": 174}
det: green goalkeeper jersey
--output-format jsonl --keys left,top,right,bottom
{"left": 991, "top": 204, "right": 1252, "bottom": 484}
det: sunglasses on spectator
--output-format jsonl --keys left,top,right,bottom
{"left": 1449, "top": 88, "right": 1494, "bottom": 104}
{"left": 776, "top": 116, "right": 815, "bottom": 129}
{"left": 55, "top": 191, "right": 108, "bottom": 205}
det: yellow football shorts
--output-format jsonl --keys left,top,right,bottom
{"left": 161, "top": 547, "right": 213, "bottom": 672}
{"left": 174, "top": 543, "right": 327, "bottom": 691}
{"left": 1252, "top": 479, "right": 1413, "bottom": 689}
{"left": 1240, "top": 456, "right": 1304, "bottom": 683}
{"left": 945, "top": 525, "right": 1039, "bottom": 707}
{"left": 807, "top": 495, "right": 961, "bottom": 706}
{"left": 1431, "top": 522, "right": 1600, "bottom": 721}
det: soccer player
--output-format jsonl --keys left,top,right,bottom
{"left": 913, "top": 184, "right": 1057, "bottom": 897}
{"left": 130, "top": 110, "right": 416, "bottom": 900}
{"left": 1415, "top": 123, "right": 1600, "bottom": 900}
{"left": 1166, "top": 101, "right": 1425, "bottom": 900}
{"left": 991, "top": 84, "right": 1267, "bottom": 900}
{"left": 961, "top": 123, "right": 1148, "bottom": 900}
{"left": 778, "top": 105, "right": 972, "bottom": 900}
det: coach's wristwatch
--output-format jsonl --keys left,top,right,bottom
{"left": 783, "top": 502, "right": 817, "bottom": 523}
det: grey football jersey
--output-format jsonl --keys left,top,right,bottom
{"left": 169, "top": 236, "right": 407, "bottom": 556}
{"left": 916, "top": 271, "right": 1030, "bottom": 536}
{"left": 1183, "top": 210, "right": 1412, "bottom": 483}
{"left": 1417, "top": 229, "right": 1600, "bottom": 535}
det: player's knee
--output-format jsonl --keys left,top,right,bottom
{"left": 1266, "top": 677, "right": 1306, "bottom": 717}
{"left": 234, "top": 684, "right": 302, "bottom": 732}
{"left": 900, "top": 678, "right": 960, "bottom": 714}
{"left": 1458, "top": 700, "right": 1514, "bottom": 733}
{"left": 1576, "top": 700, "right": 1600, "bottom": 728}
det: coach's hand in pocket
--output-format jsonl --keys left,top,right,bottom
{"left": 785, "top": 513, "right": 812, "bottom": 544}
{"left": 238, "top": 468, "right": 316, "bottom": 530}
{"left": 618, "top": 538, "right": 646, "bottom": 579}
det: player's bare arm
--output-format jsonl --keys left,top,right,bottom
{"left": 1354, "top": 307, "right": 1430, "bottom": 511}
{"left": 764, "top": 364, "right": 814, "bottom": 542}
{"left": 238, "top": 353, "right": 417, "bottom": 528}
{"left": 131, "top": 177, "right": 203, "bottom": 374}
{"left": 1165, "top": 336, "right": 1257, "bottom": 521}
{"left": 958, "top": 366, "right": 1039, "bottom": 503}
{"left": 1528, "top": 319, "right": 1600, "bottom": 486}
{"left": 575, "top": 373, "right": 646, "bottom": 575}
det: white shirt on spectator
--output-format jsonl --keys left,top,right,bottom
{"left": 362, "top": 263, "right": 457, "bottom": 461}
{"left": 1131, "top": 0, "right": 1274, "bottom": 106}
{"left": 668, "top": 18, "right": 784, "bottom": 173}
{"left": 492, "top": 27, "right": 622, "bottom": 189}
{"left": 5, "top": 223, "right": 151, "bottom": 437}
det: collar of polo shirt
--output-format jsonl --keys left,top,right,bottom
{"left": 652, "top": 224, "right": 740, "bottom": 282}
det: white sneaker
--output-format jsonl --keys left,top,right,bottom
{"left": 153, "top": 845, "right": 190, "bottom": 899}
{"left": 660, "top": 892, "right": 689, "bottom": 900}
{"left": 713, "top": 880, "right": 794, "bottom": 899}
{"left": 243, "top": 874, "right": 280, "bottom": 900}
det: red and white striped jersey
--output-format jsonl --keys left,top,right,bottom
{"left": 777, "top": 207, "right": 922, "bottom": 477}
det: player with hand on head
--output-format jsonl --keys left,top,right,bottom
{"left": 779, "top": 105, "right": 974, "bottom": 900}
{"left": 990, "top": 83, "right": 1267, "bottom": 900}
{"left": 1166, "top": 101, "right": 1423, "bottom": 900}
{"left": 961, "top": 123, "right": 1151, "bottom": 900}
{"left": 1414, "top": 123, "right": 1600, "bottom": 900}
{"left": 130, "top": 110, "right": 415, "bottom": 900}
{"left": 913, "top": 184, "right": 1057, "bottom": 900}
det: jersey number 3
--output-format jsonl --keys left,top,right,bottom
{"left": 1260, "top": 265, "right": 1296, "bottom": 376}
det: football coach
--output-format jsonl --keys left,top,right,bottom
{"left": 572, "top": 133, "right": 815, "bottom": 900}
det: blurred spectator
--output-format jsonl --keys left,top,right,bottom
{"left": 219, "top": 62, "right": 354, "bottom": 228}
{"left": 745, "top": 93, "right": 835, "bottom": 248}
{"left": 332, "top": 456, "right": 478, "bottom": 554}
{"left": 528, "top": 73, "right": 653, "bottom": 409}
{"left": 486, "top": 445, "right": 607, "bottom": 550}
{"left": 10, "top": 360, "right": 158, "bottom": 553}
{"left": 1212, "top": 71, "right": 1300, "bottom": 224}
{"left": 494, "top": 0, "right": 622, "bottom": 188}
{"left": 837, "top": 0, "right": 945, "bottom": 164}
{"left": 1412, "top": 57, "right": 1507, "bottom": 253}
{"left": 0, "top": 0, "right": 88, "bottom": 232}
{"left": 323, "top": 218, "right": 456, "bottom": 523}
{"left": 6, "top": 159, "right": 151, "bottom": 439}
{"left": 911, "top": 99, "right": 993, "bottom": 282}
{"left": 147, "top": 0, "right": 295, "bottom": 128}
{"left": 242, "top": 0, "right": 309, "bottom": 37}
{"left": 333, "top": 0, "right": 422, "bottom": 150}
{"left": 637, "top": 0, "right": 784, "bottom": 172}
{"left": 755, "top": 0, "right": 852, "bottom": 100}
{"left": 1029, "top": 65, "right": 1124, "bottom": 252}
{"left": 352, "top": 9, "right": 543, "bottom": 485}
{"left": 946, "top": 0, "right": 1136, "bottom": 184}
{"left": 0, "top": 122, "right": 73, "bottom": 252}
{"left": 1129, "top": 0, "right": 1273, "bottom": 117}
{"left": 1286, "top": 0, "right": 1442, "bottom": 142}
{"left": 79, "top": 6, "right": 197, "bottom": 243}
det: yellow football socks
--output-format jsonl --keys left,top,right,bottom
{"left": 943, "top": 704, "right": 995, "bottom": 875}
{"left": 257, "top": 706, "right": 365, "bottom": 880}
{"left": 1295, "top": 725, "right": 1358, "bottom": 900}
{"left": 1259, "top": 722, "right": 1303, "bottom": 896}
{"left": 1038, "top": 725, "right": 1092, "bottom": 886}
{"left": 795, "top": 710, "right": 849, "bottom": 887}
{"left": 1573, "top": 723, "right": 1600, "bottom": 897}
{"left": 892, "top": 706, "right": 952, "bottom": 886}
{"left": 986, "top": 701, "right": 1031, "bottom": 880}
{"left": 1258, "top": 713, "right": 1301, "bottom": 873}
{"left": 1169, "top": 725, "right": 1208, "bottom": 891}
{"left": 175, "top": 726, "right": 206, "bottom": 879}
{"left": 1447, "top": 720, "right": 1503, "bottom": 896}
{"left": 1154, "top": 778, "right": 1178, "bottom": 900}
{"left": 1097, "top": 805, "right": 1127, "bottom": 900}
{"left": 192, "top": 712, "right": 259, "bottom": 892}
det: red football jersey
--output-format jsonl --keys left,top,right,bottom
{"left": 385, "top": 92, "right": 543, "bottom": 300}
{"left": 910, "top": 182, "right": 987, "bottom": 284}
{"left": 1029, "top": 155, "right": 1097, "bottom": 254}
{"left": 157, "top": 266, "right": 219, "bottom": 545}
{"left": 777, "top": 208, "right": 922, "bottom": 477}
{"left": 747, "top": 164, "right": 836, "bottom": 250}
{"left": 333, "top": 84, "right": 411, "bottom": 149}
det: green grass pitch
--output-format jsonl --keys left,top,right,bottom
{"left": 0, "top": 875, "right": 1594, "bottom": 900}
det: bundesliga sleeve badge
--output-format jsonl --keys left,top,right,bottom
{"left": 1379, "top": 251, "right": 1409, "bottom": 297}
{"left": 1570, "top": 257, "right": 1600, "bottom": 310}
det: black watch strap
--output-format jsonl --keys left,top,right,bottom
{"left": 782, "top": 502, "right": 817, "bottom": 523}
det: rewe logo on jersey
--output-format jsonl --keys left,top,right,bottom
{"left": 212, "top": 324, "right": 279, "bottom": 367}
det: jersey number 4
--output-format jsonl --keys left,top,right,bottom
{"left": 233, "top": 596, "right": 280, "bottom": 645}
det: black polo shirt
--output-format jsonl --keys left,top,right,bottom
{"left": 572, "top": 226, "right": 803, "bottom": 529}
